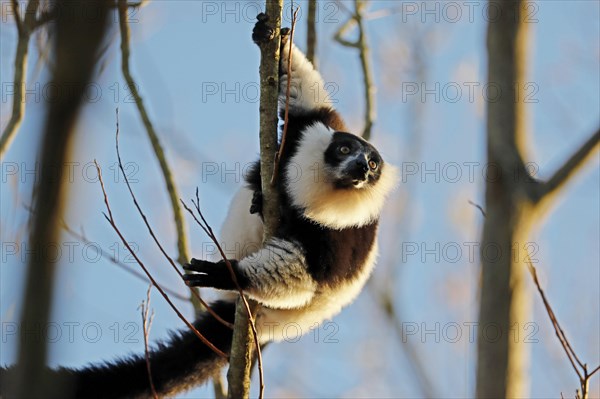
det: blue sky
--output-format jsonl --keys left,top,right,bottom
{"left": 1, "top": 1, "right": 599, "bottom": 397}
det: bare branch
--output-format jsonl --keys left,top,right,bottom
{"left": 306, "top": 0, "right": 317, "bottom": 66}
{"left": 10, "top": 2, "right": 109, "bottom": 397}
{"left": 114, "top": 108, "right": 233, "bottom": 328}
{"left": 524, "top": 254, "right": 584, "bottom": 379}
{"left": 333, "top": 0, "right": 376, "bottom": 139}
{"left": 180, "top": 197, "right": 264, "bottom": 398}
{"left": 471, "top": 203, "right": 600, "bottom": 398}
{"left": 61, "top": 221, "right": 190, "bottom": 302}
{"left": 11, "top": 0, "right": 23, "bottom": 34}
{"left": 333, "top": 18, "right": 359, "bottom": 48}
{"left": 139, "top": 285, "right": 158, "bottom": 399}
{"left": 117, "top": 0, "right": 190, "bottom": 268}
{"left": 536, "top": 128, "right": 600, "bottom": 202}
{"left": 94, "top": 161, "right": 227, "bottom": 358}
{"left": 0, "top": 0, "right": 58, "bottom": 159}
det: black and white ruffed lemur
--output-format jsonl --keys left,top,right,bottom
{"left": 0, "top": 14, "right": 397, "bottom": 398}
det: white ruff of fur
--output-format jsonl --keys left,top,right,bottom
{"left": 285, "top": 123, "right": 398, "bottom": 230}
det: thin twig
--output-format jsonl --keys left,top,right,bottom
{"left": 470, "top": 201, "right": 599, "bottom": 398}
{"left": 271, "top": 6, "right": 300, "bottom": 185}
{"left": 524, "top": 254, "right": 583, "bottom": 380}
{"left": 23, "top": 201, "right": 191, "bottom": 300}
{"left": 113, "top": 108, "right": 233, "bottom": 329}
{"left": 180, "top": 195, "right": 265, "bottom": 398}
{"left": 139, "top": 285, "right": 158, "bottom": 399}
{"left": 62, "top": 218, "right": 190, "bottom": 301}
{"left": 94, "top": 161, "right": 227, "bottom": 358}
{"left": 468, "top": 200, "right": 487, "bottom": 218}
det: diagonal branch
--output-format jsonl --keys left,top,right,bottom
{"left": 536, "top": 128, "right": 600, "bottom": 202}
{"left": 0, "top": 0, "right": 40, "bottom": 158}
{"left": 114, "top": 108, "right": 233, "bottom": 328}
{"left": 94, "top": 161, "right": 227, "bottom": 358}
{"left": 469, "top": 201, "right": 599, "bottom": 399}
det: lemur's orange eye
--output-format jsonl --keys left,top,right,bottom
{"left": 339, "top": 146, "right": 350, "bottom": 155}
{"left": 369, "top": 160, "right": 378, "bottom": 170}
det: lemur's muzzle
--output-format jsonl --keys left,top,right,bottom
{"left": 347, "top": 159, "right": 369, "bottom": 185}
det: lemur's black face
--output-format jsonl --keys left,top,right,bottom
{"left": 324, "top": 132, "right": 384, "bottom": 189}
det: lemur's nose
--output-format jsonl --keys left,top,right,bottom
{"left": 355, "top": 160, "right": 369, "bottom": 173}
{"left": 348, "top": 159, "right": 369, "bottom": 180}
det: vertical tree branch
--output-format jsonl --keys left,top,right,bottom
{"left": 476, "top": 1, "right": 532, "bottom": 397}
{"left": 353, "top": 0, "right": 375, "bottom": 140}
{"left": 306, "top": 0, "right": 317, "bottom": 67}
{"left": 227, "top": 2, "right": 283, "bottom": 398}
{"left": 333, "top": 0, "right": 376, "bottom": 140}
{"left": 9, "top": 2, "right": 110, "bottom": 397}
{"left": 117, "top": 0, "right": 190, "bottom": 269}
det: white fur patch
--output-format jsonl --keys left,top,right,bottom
{"left": 280, "top": 44, "right": 332, "bottom": 112}
{"left": 256, "top": 242, "right": 379, "bottom": 343}
{"left": 217, "top": 187, "right": 264, "bottom": 260}
{"left": 285, "top": 124, "right": 398, "bottom": 229}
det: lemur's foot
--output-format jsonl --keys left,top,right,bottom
{"left": 249, "top": 190, "right": 263, "bottom": 215}
{"left": 252, "top": 13, "right": 274, "bottom": 44}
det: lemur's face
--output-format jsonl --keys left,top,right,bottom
{"left": 324, "top": 132, "right": 384, "bottom": 189}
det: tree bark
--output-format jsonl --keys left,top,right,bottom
{"left": 476, "top": 1, "right": 533, "bottom": 397}
{"left": 227, "top": 1, "right": 283, "bottom": 398}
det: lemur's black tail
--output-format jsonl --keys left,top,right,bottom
{"left": 0, "top": 300, "right": 236, "bottom": 399}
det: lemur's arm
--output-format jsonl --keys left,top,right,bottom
{"left": 184, "top": 237, "right": 316, "bottom": 309}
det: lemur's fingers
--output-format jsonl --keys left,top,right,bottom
{"left": 252, "top": 13, "right": 274, "bottom": 44}
{"left": 249, "top": 190, "right": 263, "bottom": 215}
{"left": 183, "top": 273, "right": 213, "bottom": 288}
{"left": 280, "top": 27, "right": 291, "bottom": 46}
{"left": 184, "top": 258, "right": 216, "bottom": 273}
{"left": 184, "top": 259, "right": 247, "bottom": 290}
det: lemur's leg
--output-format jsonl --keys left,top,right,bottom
{"left": 252, "top": 13, "right": 334, "bottom": 116}
{"left": 184, "top": 238, "right": 316, "bottom": 309}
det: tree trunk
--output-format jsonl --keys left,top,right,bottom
{"left": 476, "top": 1, "right": 532, "bottom": 397}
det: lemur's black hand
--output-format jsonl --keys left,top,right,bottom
{"left": 252, "top": 13, "right": 274, "bottom": 44}
{"left": 183, "top": 259, "right": 247, "bottom": 290}
{"left": 252, "top": 13, "right": 291, "bottom": 48}
{"left": 249, "top": 189, "right": 263, "bottom": 216}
